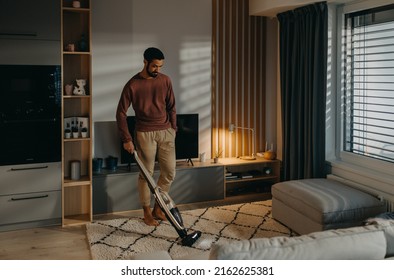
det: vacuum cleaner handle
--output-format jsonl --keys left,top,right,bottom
{"left": 133, "top": 151, "right": 156, "bottom": 194}
{"left": 133, "top": 151, "right": 184, "bottom": 231}
{"left": 133, "top": 150, "right": 202, "bottom": 247}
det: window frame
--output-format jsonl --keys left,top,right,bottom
{"left": 332, "top": 0, "right": 394, "bottom": 178}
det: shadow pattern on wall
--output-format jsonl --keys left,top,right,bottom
{"left": 212, "top": 0, "right": 267, "bottom": 159}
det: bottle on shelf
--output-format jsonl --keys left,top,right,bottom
{"left": 78, "top": 34, "right": 88, "bottom": 52}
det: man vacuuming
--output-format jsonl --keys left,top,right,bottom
{"left": 116, "top": 47, "right": 177, "bottom": 226}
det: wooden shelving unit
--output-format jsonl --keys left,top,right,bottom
{"left": 220, "top": 157, "right": 280, "bottom": 197}
{"left": 61, "top": 0, "right": 92, "bottom": 226}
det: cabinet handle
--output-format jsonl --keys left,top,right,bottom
{"left": 0, "top": 32, "right": 37, "bottom": 37}
{"left": 10, "top": 166, "right": 49, "bottom": 171}
{"left": 4, "top": 118, "right": 57, "bottom": 124}
{"left": 11, "top": 195, "right": 49, "bottom": 201}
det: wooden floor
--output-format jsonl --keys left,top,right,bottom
{"left": 0, "top": 193, "right": 271, "bottom": 260}
{"left": 0, "top": 225, "right": 91, "bottom": 260}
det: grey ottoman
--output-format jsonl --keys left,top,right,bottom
{"left": 272, "top": 178, "right": 386, "bottom": 235}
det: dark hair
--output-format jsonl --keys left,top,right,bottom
{"left": 143, "top": 47, "right": 165, "bottom": 62}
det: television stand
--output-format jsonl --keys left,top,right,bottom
{"left": 186, "top": 158, "right": 194, "bottom": 166}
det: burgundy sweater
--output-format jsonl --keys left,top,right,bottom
{"left": 116, "top": 72, "right": 177, "bottom": 143}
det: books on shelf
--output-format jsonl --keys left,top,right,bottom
{"left": 225, "top": 173, "right": 239, "bottom": 180}
{"left": 241, "top": 172, "right": 253, "bottom": 179}
{"left": 225, "top": 170, "right": 264, "bottom": 181}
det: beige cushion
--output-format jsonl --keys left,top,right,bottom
{"left": 209, "top": 226, "right": 387, "bottom": 260}
{"left": 272, "top": 179, "right": 385, "bottom": 225}
{"left": 364, "top": 219, "right": 394, "bottom": 257}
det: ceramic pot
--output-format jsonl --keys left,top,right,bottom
{"left": 93, "top": 158, "right": 103, "bottom": 174}
{"left": 65, "top": 84, "right": 73, "bottom": 95}
{"left": 106, "top": 156, "right": 118, "bottom": 171}
{"left": 263, "top": 151, "right": 276, "bottom": 160}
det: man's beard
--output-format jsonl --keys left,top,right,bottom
{"left": 147, "top": 69, "right": 158, "bottom": 78}
{"left": 146, "top": 62, "right": 158, "bottom": 78}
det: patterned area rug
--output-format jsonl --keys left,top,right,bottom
{"left": 86, "top": 200, "right": 294, "bottom": 260}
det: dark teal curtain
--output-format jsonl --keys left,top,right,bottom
{"left": 277, "top": 2, "right": 328, "bottom": 181}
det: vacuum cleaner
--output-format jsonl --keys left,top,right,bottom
{"left": 133, "top": 151, "right": 201, "bottom": 247}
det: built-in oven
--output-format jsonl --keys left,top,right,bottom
{"left": 0, "top": 65, "right": 61, "bottom": 166}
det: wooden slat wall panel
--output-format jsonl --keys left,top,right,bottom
{"left": 212, "top": 0, "right": 266, "bottom": 158}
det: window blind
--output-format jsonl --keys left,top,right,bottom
{"left": 344, "top": 4, "right": 394, "bottom": 163}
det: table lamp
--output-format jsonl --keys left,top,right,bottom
{"left": 229, "top": 123, "right": 256, "bottom": 160}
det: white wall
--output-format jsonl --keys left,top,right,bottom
{"left": 91, "top": 0, "right": 212, "bottom": 159}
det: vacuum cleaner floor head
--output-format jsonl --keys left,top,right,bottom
{"left": 182, "top": 231, "right": 202, "bottom": 247}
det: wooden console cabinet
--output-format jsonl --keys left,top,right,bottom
{"left": 92, "top": 157, "right": 280, "bottom": 215}
{"left": 93, "top": 162, "right": 225, "bottom": 214}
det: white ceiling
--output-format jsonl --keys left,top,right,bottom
{"left": 249, "top": 0, "right": 353, "bottom": 17}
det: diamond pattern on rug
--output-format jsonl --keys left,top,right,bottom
{"left": 86, "top": 200, "right": 295, "bottom": 260}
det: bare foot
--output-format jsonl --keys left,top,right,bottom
{"left": 143, "top": 206, "right": 159, "bottom": 226}
{"left": 153, "top": 204, "right": 167, "bottom": 221}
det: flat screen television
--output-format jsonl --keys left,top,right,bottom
{"left": 120, "top": 113, "right": 199, "bottom": 165}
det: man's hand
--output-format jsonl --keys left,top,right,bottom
{"left": 123, "top": 141, "right": 135, "bottom": 154}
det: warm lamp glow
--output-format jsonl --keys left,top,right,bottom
{"left": 228, "top": 123, "right": 256, "bottom": 160}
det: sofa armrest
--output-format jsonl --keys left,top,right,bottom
{"left": 364, "top": 219, "right": 394, "bottom": 258}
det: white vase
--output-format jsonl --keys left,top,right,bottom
{"left": 72, "top": 132, "right": 79, "bottom": 138}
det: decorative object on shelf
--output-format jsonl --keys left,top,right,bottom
{"left": 64, "top": 117, "right": 73, "bottom": 132}
{"left": 70, "top": 160, "right": 81, "bottom": 180}
{"left": 78, "top": 117, "right": 89, "bottom": 137}
{"left": 72, "top": 126, "right": 79, "bottom": 138}
{"left": 229, "top": 123, "right": 256, "bottom": 160}
{"left": 78, "top": 34, "right": 88, "bottom": 51}
{"left": 81, "top": 127, "right": 88, "bottom": 138}
{"left": 264, "top": 167, "right": 273, "bottom": 175}
{"left": 64, "top": 116, "right": 89, "bottom": 138}
{"left": 263, "top": 150, "right": 276, "bottom": 160}
{"left": 263, "top": 142, "right": 276, "bottom": 160}
{"left": 213, "top": 149, "right": 222, "bottom": 163}
{"left": 199, "top": 152, "right": 206, "bottom": 162}
{"left": 65, "top": 84, "right": 73, "bottom": 95}
{"left": 106, "top": 156, "right": 118, "bottom": 171}
{"left": 92, "top": 158, "right": 103, "bottom": 174}
{"left": 65, "top": 43, "right": 75, "bottom": 52}
{"left": 64, "top": 128, "right": 71, "bottom": 139}
{"left": 73, "top": 79, "right": 86, "bottom": 95}
{"left": 72, "top": 1, "right": 81, "bottom": 8}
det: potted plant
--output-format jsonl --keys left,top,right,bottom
{"left": 213, "top": 149, "right": 222, "bottom": 163}
{"left": 64, "top": 128, "right": 71, "bottom": 139}
{"left": 81, "top": 127, "right": 88, "bottom": 138}
{"left": 72, "top": 126, "right": 79, "bottom": 138}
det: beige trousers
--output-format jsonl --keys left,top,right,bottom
{"left": 135, "top": 128, "right": 176, "bottom": 207}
